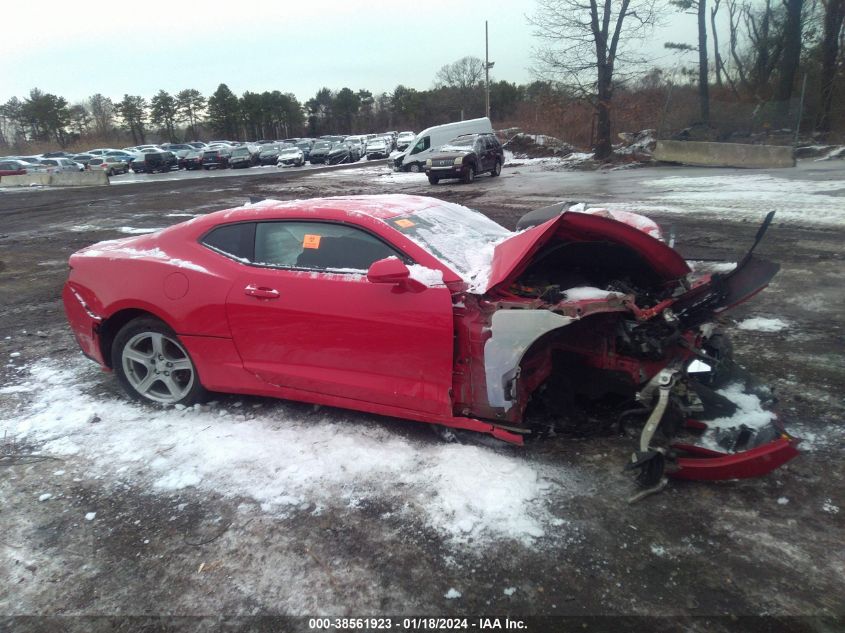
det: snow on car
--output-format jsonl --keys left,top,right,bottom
{"left": 62, "top": 194, "right": 798, "bottom": 486}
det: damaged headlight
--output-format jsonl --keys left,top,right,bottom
{"left": 454, "top": 156, "right": 463, "bottom": 165}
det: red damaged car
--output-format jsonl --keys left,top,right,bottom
{"left": 63, "top": 195, "right": 798, "bottom": 486}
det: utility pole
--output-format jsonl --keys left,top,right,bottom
{"left": 485, "top": 21, "right": 495, "bottom": 120}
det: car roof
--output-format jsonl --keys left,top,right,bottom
{"left": 189, "top": 194, "right": 445, "bottom": 230}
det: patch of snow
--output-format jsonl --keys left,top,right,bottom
{"left": 822, "top": 500, "right": 839, "bottom": 514}
{"left": 2, "top": 359, "right": 578, "bottom": 545}
{"left": 407, "top": 264, "right": 444, "bottom": 288}
{"left": 444, "top": 588, "right": 462, "bottom": 599}
{"left": 0, "top": 385, "right": 33, "bottom": 395}
{"left": 116, "top": 227, "right": 162, "bottom": 235}
{"left": 650, "top": 544, "right": 667, "bottom": 557}
{"left": 38, "top": 493, "right": 52, "bottom": 502}
{"left": 85, "top": 512, "right": 96, "bottom": 521}
{"left": 635, "top": 174, "right": 845, "bottom": 228}
{"left": 736, "top": 317, "right": 789, "bottom": 333}
{"left": 698, "top": 383, "right": 776, "bottom": 451}
{"left": 563, "top": 287, "right": 624, "bottom": 301}
{"left": 777, "top": 497, "right": 789, "bottom": 505}
{"left": 503, "top": 587, "right": 516, "bottom": 596}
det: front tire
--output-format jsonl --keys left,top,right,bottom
{"left": 491, "top": 159, "right": 502, "bottom": 177}
{"left": 409, "top": 163, "right": 421, "bottom": 173}
{"left": 461, "top": 164, "right": 475, "bottom": 184}
{"left": 112, "top": 317, "right": 206, "bottom": 406}
{"left": 427, "top": 175, "right": 439, "bottom": 185}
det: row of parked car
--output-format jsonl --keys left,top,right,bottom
{"left": 0, "top": 131, "right": 418, "bottom": 179}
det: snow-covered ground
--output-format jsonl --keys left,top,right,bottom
{"left": 1, "top": 358, "right": 577, "bottom": 547}
{"left": 618, "top": 173, "right": 845, "bottom": 227}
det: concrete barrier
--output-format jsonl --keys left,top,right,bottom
{"left": 654, "top": 140, "right": 795, "bottom": 169}
{"left": 0, "top": 174, "right": 52, "bottom": 187}
{"left": 50, "top": 171, "right": 109, "bottom": 186}
{"left": 0, "top": 171, "right": 109, "bottom": 187}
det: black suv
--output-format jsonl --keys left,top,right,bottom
{"left": 424, "top": 133, "right": 503, "bottom": 185}
{"left": 138, "top": 151, "right": 178, "bottom": 173}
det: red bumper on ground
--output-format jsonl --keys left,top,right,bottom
{"left": 669, "top": 437, "right": 800, "bottom": 481}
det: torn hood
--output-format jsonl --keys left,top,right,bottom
{"left": 484, "top": 211, "right": 691, "bottom": 295}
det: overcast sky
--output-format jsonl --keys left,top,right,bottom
{"left": 1, "top": 1, "right": 699, "bottom": 105}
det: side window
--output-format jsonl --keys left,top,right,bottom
{"left": 410, "top": 136, "right": 430, "bottom": 155}
{"left": 254, "top": 222, "right": 403, "bottom": 272}
{"left": 473, "top": 138, "right": 484, "bottom": 154}
{"left": 201, "top": 222, "right": 255, "bottom": 261}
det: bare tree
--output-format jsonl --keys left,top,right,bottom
{"left": 435, "top": 56, "right": 486, "bottom": 91}
{"left": 816, "top": 0, "right": 845, "bottom": 135}
{"left": 88, "top": 93, "right": 115, "bottom": 139}
{"left": 774, "top": 0, "right": 805, "bottom": 119}
{"left": 667, "top": 0, "right": 711, "bottom": 124}
{"left": 529, "top": 0, "right": 662, "bottom": 159}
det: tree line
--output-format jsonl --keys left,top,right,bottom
{"left": 0, "top": 57, "right": 524, "bottom": 152}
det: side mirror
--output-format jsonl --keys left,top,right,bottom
{"left": 367, "top": 257, "right": 410, "bottom": 284}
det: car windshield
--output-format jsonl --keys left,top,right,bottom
{"left": 388, "top": 201, "right": 512, "bottom": 290}
{"left": 313, "top": 141, "right": 331, "bottom": 149}
{"left": 233, "top": 148, "right": 249, "bottom": 156}
{"left": 296, "top": 141, "right": 311, "bottom": 149}
{"left": 280, "top": 148, "right": 298, "bottom": 154}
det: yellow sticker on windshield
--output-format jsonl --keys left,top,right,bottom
{"left": 394, "top": 219, "right": 415, "bottom": 228}
{"left": 303, "top": 234, "right": 322, "bottom": 249}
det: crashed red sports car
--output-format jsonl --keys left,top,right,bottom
{"left": 63, "top": 194, "right": 798, "bottom": 486}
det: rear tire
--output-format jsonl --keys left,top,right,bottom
{"left": 112, "top": 317, "right": 207, "bottom": 407}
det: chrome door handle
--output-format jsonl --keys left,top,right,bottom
{"left": 244, "top": 284, "right": 280, "bottom": 299}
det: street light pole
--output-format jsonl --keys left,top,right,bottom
{"left": 485, "top": 21, "right": 494, "bottom": 120}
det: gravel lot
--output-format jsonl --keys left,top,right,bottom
{"left": 1, "top": 160, "right": 843, "bottom": 633}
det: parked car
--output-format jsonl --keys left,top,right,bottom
{"left": 396, "top": 131, "right": 416, "bottom": 151}
{"left": 0, "top": 159, "right": 49, "bottom": 176}
{"left": 62, "top": 196, "right": 796, "bottom": 486}
{"left": 39, "top": 158, "right": 83, "bottom": 173}
{"left": 230, "top": 146, "right": 256, "bottom": 169}
{"left": 389, "top": 117, "right": 493, "bottom": 173}
{"left": 42, "top": 151, "right": 76, "bottom": 159}
{"left": 325, "top": 142, "right": 356, "bottom": 165}
{"left": 295, "top": 139, "right": 315, "bottom": 161}
{"left": 202, "top": 148, "right": 232, "bottom": 169}
{"left": 425, "top": 133, "right": 504, "bottom": 185}
{"left": 72, "top": 154, "right": 96, "bottom": 166}
{"left": 179, "top": 151, "right": 204, "bottom": 170}
{"left": 277, "top": 146, "right": 305, "bottom": 167}
{"left": 87, "top": 156, "right": 129, "bottom": 176}
{"left": 257, "top": 144, "right": 283, "bottom": 165}
{"left": 86, "top": 148, "right": 121, "bottom": 157}
{"left": 308, "top": 140, "right": 333, "bottom": 164}
{"left": 365, "top": 137, "right": 390, "bottom": 160}
{"left": 136, "top": 151, "right": 178, "bottom": 173}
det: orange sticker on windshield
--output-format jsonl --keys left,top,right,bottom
{"left": 394, "top": 219, "right": 415, "bottom": 228}
{"left": 303, "top": 234, "right": 322, "bottom": 249}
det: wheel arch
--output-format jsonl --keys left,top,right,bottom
{"left": 98, "top": 307, "right": 176, "bottom": 369}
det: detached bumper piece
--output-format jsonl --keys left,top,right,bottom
{"left": 669, "top": 432, "right": 800, "bottom": 481}
{"left": 628, "top": 367, "right": 800, "bottom": 485}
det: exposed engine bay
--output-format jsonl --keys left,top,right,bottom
{"left": 454, "top": 208, "right": 799, "bottom": 487}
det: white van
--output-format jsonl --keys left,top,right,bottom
{"left": 389, "top": 117, "right": 494, "bottom": 172}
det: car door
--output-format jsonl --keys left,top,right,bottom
{"left": 222, "top": 220, "right": 455, "bottom": 416}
